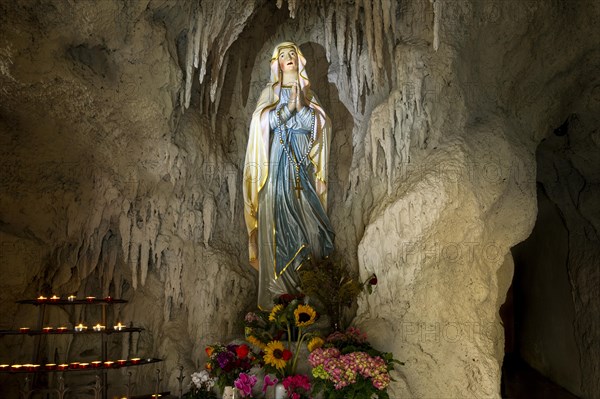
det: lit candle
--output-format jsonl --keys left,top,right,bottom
{"left": 69, "top": 362, "right": 80, "bottom": 369}
{"left": 74, "top": 323, "right": 87, "bottom": 332}
{"left": 58, "top": 364, "right": 69, "bottom": 371}
{"left": 11, "top": 364, "right": 22, "bottom": 370}
{"left": 104, "top": 295, "right": 112, "bottom": 302}
{"left": 91, "top": 361, "right": 102, "bottom": 368}
{"left": 86, "top": 296, "right": 96, "bottom": 302}
{"left": 50, "top": 295, "right": 60, "bottom": 301}
{"left": 130, "top": 358, "right": 141, "bottom": 364}
{"left": 19, "top": 327, "right": 30, "bottom": 333}
{"left": 37, "top": 296, "right": 47, "bottom": 302}
{"left": 42, "top": 327, "right": 53, "bottom": 333}
{"left": 0, "top": 364, "right": 9, "bottom": 370}
{"left": 30, "top": 364, "right": 40, "bottom": 371}
{"left": 67, "top": 295, "right": 76, "bottom": 302}
{"left": 117, "top": 359, "right": 127, "bottom": 366}
{"left": 103, "top": 361, "right": 114, "bottom": 368}
{"left": 79, "top": 362, "right": 89, "bottom": 369}
{"left": 92, "top": 324, "right": 105, "bottom": 332}
{"left": 57, "top": 326, "right": 67, "bottom": 333}
{"left": 113, "top": 322, "right": 124, "bottom": 331}
{"left": 45, "top": 363, "right": 56, "bottom": 370}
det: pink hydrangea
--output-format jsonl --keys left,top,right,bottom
{"left": 309, "top": 347, "right": 391, "bottom": 391}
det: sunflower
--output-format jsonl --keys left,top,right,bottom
{"left": 264, "top": 341, "right": 292, "bottom": 370}
{"left": 294, "top": 304, "right": 317, "bottom": 327}
{"left": 307, "top": 336, "right": 325, "bottom": 352}
{"left": 246, "top": 335, "right": 266, "bottom": 350}
{"left": 269, "top": 304, "right": 284, "bottom": 322}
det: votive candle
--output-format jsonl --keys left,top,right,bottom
{"left": 103, "top": 361, "right": 114, "bottom": 368}
{"left": 114, "top": 322, "right": 124, "bottom": 331}
{"left": 117, "top": 359, "right": 127, "bottom": 366}
{"left": 74, "top": 323, "right": 87, "bottom": 332}
{"left": 91, "top": 361, "right": 102, "bottom": 368}
{"left": 19, "top": 327, "right": 30, "bottom": 333}
{"left": 42, "top": 327, "right": 53, "bottom": 333}
{"left": 50, "top": 295, "right": 60, "bottom": 301}
{"left": 130, "top": 358, "right": 141, "bottom": 364}
{"left": 58, "top": 364, "right": 69, "bottom": 371}
{"left": 67, "top": 295, "right": 76, "bottom": 302}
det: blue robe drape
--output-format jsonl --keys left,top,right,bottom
{"left": 257, "top": 88, "right": 335, "bottom": 309}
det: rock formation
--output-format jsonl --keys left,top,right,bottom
{"left": 0, "top": 0, "right": 598, "bottom": 397}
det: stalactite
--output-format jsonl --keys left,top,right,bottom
{"left": 431, "top": 0, "right": 441, "bottom": 51}
{"left": 140, "top": 238, "right": 150, "bottom": 287}
{"left": 335, "top": 1, "right": 347, "bottom": 64}
{"left": 182, "top": 0, "right": 257, "bottom": 109}
{"left": 382, "top": 0, "right": 393, "bottom": 39}
{"left": 350, "top": 17, "right": 359, "bottom": 112}
{"left": 192, "top": 11, "right": 202, "bottom": 70}
{"left": 362, "top": 0, "right": 375, "bottom": 85}
{"left": 373, "top": 0, "right": 384, "bottom": 70}
{"left": 211, "top": 52, "right": 228, "bottom": 132}
{"left": 369, "top": 91, "right": 394, "bottom": 193}
{"left": 183, "top": 5, "right": 198, "bottom": 109}
{"left": 288, "top": 0, "right": 298, "bottom": 19}
{"left": 119, "top": 204, "right": 131, "bottom": 266}
{"left": 225, "top": 163, "right": 237, "bottom": 223}
{"left": 202, "top": 194, "right": 216, "bottom": 247}
{"left": 325, "top": 6, "right": 334, "bottom": 62}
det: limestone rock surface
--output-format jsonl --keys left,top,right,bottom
{"left": 0, "top": 0, "right": 599, "bottom": 397}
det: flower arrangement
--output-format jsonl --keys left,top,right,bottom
{"left": 308, "top": 327, "right": 400, "bottom": 399}
{"left": 183, "top": 370, "right": 217, "bottom": 399}
{"left": 243, "top": 294, "right": 320, "bottom": 398}
{"left": 204, "top": 343, "right": 256, "bottom": 392}
{"left": 245, "top": 294, "right": 319, "bottom": 377}
{"left": 201, "top": 286, "right": 400, "bottom": 399}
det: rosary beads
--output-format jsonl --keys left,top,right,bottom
{"left": 277, "top": 106, "right": 316, "bottom": 198}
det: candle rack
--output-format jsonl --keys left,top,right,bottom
{"left": 0, "top": 296, "right": 164, "bottom": 399}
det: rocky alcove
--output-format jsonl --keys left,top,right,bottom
{"left": 1, "top": 0, "right": 598, "bottom": 398}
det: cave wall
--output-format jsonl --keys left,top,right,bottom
{"left": 0, "top": 0, "right": 599, "bottom": 397}
{"left": 0, "top": 0, "right": 256, "bottom": 393}
{"left": 513, "top": 91, "right": 600, "bottom": 398}
{"left": 512, "top": 185, "right": 581, "bottom": 396}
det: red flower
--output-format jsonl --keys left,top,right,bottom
{"left": 205, "top": 346, "right": 214, "bottom": 357}
{"left": 282, "top": 349, "right": 293, "bottom": 361}
{"left": 369, "top": 274, "right": 378, "bottom": 285}
{"left": 236, "top": 344, "right": 250, "bottom": 359}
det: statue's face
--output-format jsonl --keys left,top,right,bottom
{"left": 278, "top": 47, "right": 298, "bottom": 73}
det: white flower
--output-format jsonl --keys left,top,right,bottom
{"left": 190, "top": 370, "right": 215, "bottom": 390}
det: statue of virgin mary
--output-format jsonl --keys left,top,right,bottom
{"left": 243, "top": 41, "right": 335, "bottom": 309}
